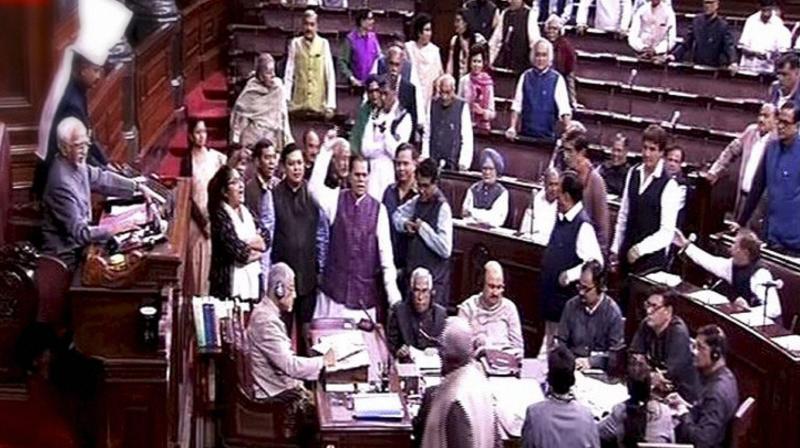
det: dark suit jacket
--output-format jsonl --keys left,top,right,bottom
{"left": 386, "top": 300, "right": 447, "bottom": 355}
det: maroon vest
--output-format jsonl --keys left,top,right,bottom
{"left": 321, "top": 191, "right": 381, "bottom": 309}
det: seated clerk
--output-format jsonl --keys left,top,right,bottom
{"left": 386, "top": 267, "right": 447, "bottom": 361}
{"left": 462, "top": 148, "right": 509, "bottom": 228}
{"left": 457, "top": 261, "right": 524, "bottom": 358}
{"left": 41, "top": 117, "right": 146, "bottom": 271}
{"left": 630, "top": 287, "right": 701, "bottom": 402}
{"left": 247, "top": 263, "right": 335, "bottom": 444}
{"left": 670, "top": 325, "right": 740, "bottom": 448}
{"left": 672, "top": 228, "right": 782, "bottom": 322}
{"left": 556, "top": 260, "right": 624, "bottom": 372}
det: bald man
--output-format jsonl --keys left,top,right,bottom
{"left": 422, "top": 74, "right": 474, "bottom": 171}
{"left": 419, "top": 317, "right": 502, "bottom": 448}
{"left": 457, "top": 261, "right": 524, "bottom": 357}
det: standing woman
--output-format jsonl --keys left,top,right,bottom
{"left": 182, "top": 119, "right": 228, "bottom": 297}
{"left": 447, "top": 9, "right": 487, "bottom": 90}
{"left": 458, "top": 43, "right": 496, "bottom": 132}
{"left": 405, "top": 13, "right": 444, "bottom": 131}
{"left": 208, "top": 165, "right": 269, "bottom": 300}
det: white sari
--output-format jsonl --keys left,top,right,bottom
{"left": 222, "top": 202, "right": 261, "bottom": 300}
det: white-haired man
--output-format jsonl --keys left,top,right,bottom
{"left": 457, "top": 261, "right": 524, "bottom": 358}
{"left": 284, "top": 9, "right": 337, "bottom": 117}
{"left": 506, "top": 39, "right": 572, "bottom": 141}
{"left": 420, "top": 317, "right": 501, "bottom": 448}
{"left": 247, "top": 263, "right": 335, "bottom": 444}
{"left": 310, "top": 134, "right": 402, "bottom": 321}
{"left": 387, "top": 267, "right": 447, "bottom": 360}
{"left": 41, "top": 117, "right": 144, "bottom": 270}
{"left": 422, "top": 74, "right": 474, "bottom": 171}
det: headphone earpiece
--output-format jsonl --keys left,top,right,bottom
{"left": 711, "top": 347, "right": 721, "bottom": 362}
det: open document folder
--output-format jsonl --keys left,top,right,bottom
{"left": 312, "top": 331, "right": 370, "bottom": 372}
{"left": 353, "top": 393, "right": 404, "bottom": 419}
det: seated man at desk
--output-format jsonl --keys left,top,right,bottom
{"left": 519, "top": 167, "right": 559, "bottom": 243}
{"left": 462, "top": 148, "right": 509, "bottom": 228}
{"left": 671, "top": 325, "right": 740, "bottom": 448}
{"left": 556, "top": 260, "right": 624, "bottom": 372}
{"left": 673, "top": 228, "right": 783, "bottom": 322}
{"left": 387, "top": 267, "right": 447, "bottom": 361}
{"left": 42, "top": 117, "right": 145, "bottom": 270}
{"left": 457, "top": 261, "right": 524, "bottom": 357}
{"left": 247, "top": 263, "right": 336, "bottom": 441}
{"left": 630, "top": 287, "right": 701, "bottom": 402}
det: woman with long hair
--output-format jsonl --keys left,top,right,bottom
{"left": 457, "top": 43, "right": 496, "bottom": 132}
{"left": 182, "top": 118, "right": 227, "bottom": 296}
{"left": 405, "top": 13, "right": 443, "bottom": 130}
{"left": 207, "top": 165, "right": 268, "bottom": 300}
{"left": 447, "top": 9, "right": 487, "bottom": 90}
{"left": 598, "top": 359, "right": 675, "bottom": 447}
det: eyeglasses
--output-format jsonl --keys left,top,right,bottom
{"left": 577, "top": 283, "right": 597, "bottom": 294}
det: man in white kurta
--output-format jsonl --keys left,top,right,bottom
{"left": 361, "top": 77, "right": 413, "bottom": 200}
{"left": 576, "top": 0, "right": 633, "bottom": 32}
{"left": 738, "top": 5, "right": 791, "bottom": 73}
{"left": 309, "top": 136, "right": 402, "bottom": 321}
{"left": 627, "top": 0, "right": 677, "bottom": 56}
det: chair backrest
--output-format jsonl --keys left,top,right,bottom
{"left": 34, "top": 255, "right": 71, "bottom": 324}
{"left": 730, "top": 396, "right": 756, "bottom": 448}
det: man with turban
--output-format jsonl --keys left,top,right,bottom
{"left": 462, "top": 147, "right": 509, "bottom": 227}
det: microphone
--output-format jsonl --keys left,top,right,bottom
{"left": 357, "top": 295, "right": 392, "bottom": 391}
{"left": 760, "top": 279, "right": 783, "bottom": 290}
{"left": 669, "top": 111, "right": 681, "bottom": 128}
{"left": 667, "top": 233, "right": 696, "bottom": 271}
{"left": 705, "top": 278, "right": 724, "bottom": 291}
{"left": 628, "top": 69, "right": 638, "bottom": 86}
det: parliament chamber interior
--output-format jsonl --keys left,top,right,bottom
{"left": 1, "top": 0, "right": 800, "bottom": 446}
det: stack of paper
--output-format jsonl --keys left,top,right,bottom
{"left": 645, "top": 271, "right": 683, "bottom": 287}
{"left": 687, "top": 289, "right": 730, "bottom": 306}
{"left": 772, "top": 335, "right": 800, "bottom": 354}
{"left": 409, "top": 346, "right": 442, "bottom": 374}
{"left": 312, "top": 332, "right": 371, "bottom": 372}
{"left": 574, "top": 372, "right": 629, "bottom": 419}
{"left": 352, "top": 393, "right": 404, "bottom": 419}
{"left": 730, "top": 310, "right": 775, "bottom": 327}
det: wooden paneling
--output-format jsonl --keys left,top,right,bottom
{"left": 0, "top": 124, "right": 9, "bottom": 245}
{"left": 89, "top": 67, "right": 127, "bottom": 162}
{"left": 182, "top": 0, "right": 228, "bottom": 95}
{"left": 136, "top": 25, "right": 177, "bottom": 153}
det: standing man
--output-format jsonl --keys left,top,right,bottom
{"left": 393, "top": 158, "right": 454, "bottom": 308}
{"left": 668, "top": 0, "right": 737, "bottom": 69}
{"left": 361, "top": 76, "right": 413, "bottom": 199}
{"left": 310, "top": 137, "right": 401, "bottom": 321}
{"left": 627, "top": 0, "right": 677, "bottom": 59}
{"left": 489, "top": 0, "right": 541, "bottom": 73}
{"left": 769, "top": 53, "right": 800, "bottom": 110}
{"left": 738, "top": 0, "right": 791, "bottom": 74}
{"left": 301, "top": 130, "right": 321, "bottom": 180}
{"left": 422, "top": 75, "right": 474, "bottom": 171}
{"left": 373, "top": 43, "right": 421, "bottom": 133}
{"left": 672, "top": 325, "right": 740, "bottom": 448}
{"left": 598, "top": 133, "right": 631, "bottom": 197}
{"left": 737, "top": 104, "right": 800, "bottom": 256}
{"left": 457, "top": 261, "right": 524, "bottom": 358}
{"left": 506, "top": 39, "right": 572, "bottom": 141}
{"left": 576, "top": 0, "right": 632, "bottom": 34}
{"left": 539, "top": 171, "right": 603, "bottom": 353}
{"left": 463, "top": 0, "right": 500, "bottom": 42}
{"left": 382, "top": 143, "right": 419, "bottom": 294}
{"left": 611, "top": 124, "right": 681, "bottom": 276}
{"left": 350, "top": 75, "right": 383, "bottom": 156}
{"left": 272, "top": 144, "right": 323, "bottom": 341}
{"left": 35, "top": 0, "right": 133, "bottom": 197}
{"left": 245, "top": 139, "right": 279, "bottom": 283}
{"left": 284, "top": 9, "right": 337, "bottom": 117}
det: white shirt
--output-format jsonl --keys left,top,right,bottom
{"left": 627, "top": 1, "right": 677, "bottom": 54}
{"left": 685, "top": 244, "right": 782, "bottom": 320}
{"left": 421, "top": 99, "right": 475, "bottom": 170}
{"left": 741, "top": 132, "right": 770, "bottom": 194}
{"left": 284, "top": 35, "right": 337, "bottom": 110}
{"left": 462, "top": 183, "right": 509, "bottom": 228}
{"left": 519, "top": 188, "right": 557, "bottom": 244}
{"left": 611, "top": 159, "right": 681, "bottom": 257}
{"left": 361, "top": 102, "right": 413, "bottom": 200}
{"left": 488, "top": 5, "right": 541, "bottom": 66}
{"left": 738, "top": 12, "right": 791, "bottom": 74}
{"left": 511, "top": 67, "right": 572, "bottom": 118}
{"left": 558, "top": 202, "right": 605, "bottom": 283}
{"left": 577, "top": 0, "right": 633, "bottom": 32}
{"left": 404, "top": 40, "right": 444, "bottom": 131}
{"left": 308, "top": 141, "right": 402, "bottom": 306}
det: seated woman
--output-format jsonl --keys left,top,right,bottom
{"left": 462, "top": 148, "right": 509, "bottom": 227}
{"left": 447, "top": 9, "right": 487, "bottom": 91}
{"left": 208, "top": 165, "right": 269, "bottom": 300}
{"left": 598, "top": 359, "right": 675, "bottom": 447}
{"left": 458, "top": 43, "right": 496, "bottom": 132}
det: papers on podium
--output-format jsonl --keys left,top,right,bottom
{"left": 312, "top": 331, "right": 371, "bottom": 372}
{"left": 687, "top": 289, "right": 730, "bottom": 306}
{"left": 730, "top": 310, "right": 776, "bottom": 327}
{"left": 772, "top": 334, "right": 800, "bottom": 354}
{"left": 645, "top": 271, "right": 683, "bottom": 288}
{"left": 409, "top": 346, "right": 442, "bottom": 374}
{"left": 352, "top": 393, "right": 404, "bottom": 419}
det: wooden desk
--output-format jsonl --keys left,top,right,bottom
{"left": 310, "top": 320, "right": 413, "bottom": 448}
{"left": 69, "top": 179, "right": 191, "bottom": 448}
{"left": 627, "top": 273, "right": 800, "bottom": 448}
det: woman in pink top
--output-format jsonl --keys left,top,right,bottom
{"left": 458, "top": 43, "right": 496, "bottom": 132}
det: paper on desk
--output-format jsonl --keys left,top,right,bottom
{"left": 327, "top": 350, "right": 371, "bottom": 372}
{"left": 312, "top": 331, "right": 366, "bottom": 358}
{"left": 771, "top": 334, "right": 800, "bottom": 353}
{"left": 730, "top": 310, "right": 776, "bottom": 327}
{"left": 645, "top": 271, "right": 683, "bottom": 287}
{"left": 409, "top": 346, "right": 442, "bottom": 373}
{"left": 687, "top": 289, "right": 730, "bottom": 305}
{"left": 573, "top": 372, "right": 629, "bottom": 419}
{"left": 488, "top": 377, "right": 544, "bottom": 438}
{"left": 353, "top": 393, "right": 404, "bottom": 419}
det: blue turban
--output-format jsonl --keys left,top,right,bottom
{"left": 480, "top": 147, "right": 505, "bottom": 175}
